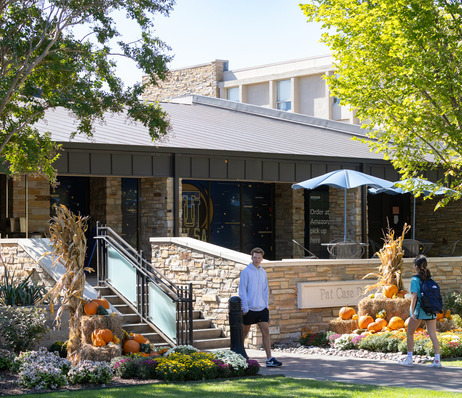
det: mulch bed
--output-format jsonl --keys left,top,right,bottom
{"left": 0, "top": 371, "right": 162, "bottom": 396}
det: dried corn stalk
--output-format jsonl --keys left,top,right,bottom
{"left": 363, "top": 223, "right": 411, "bottom": 293}
{"left": 40, "top": 204, "right": 93, "bottom": 362}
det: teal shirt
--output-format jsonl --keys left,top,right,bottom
{"left": 410, "top": 276, "right": 436, "bottom": 320}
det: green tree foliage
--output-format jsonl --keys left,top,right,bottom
{"left": 301, "top": 0, "right": 462, "bottom": 205}
{"left": 0, "top": 0, "right": 174, "bottom": 182}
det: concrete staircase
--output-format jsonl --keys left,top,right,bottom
{"left": 94, "top": 284, "right": 230, "bottom": 350}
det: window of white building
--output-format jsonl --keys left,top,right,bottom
{"left": 227, "top": 87, "right": 239, "bottom": 102}
{"left": 276, "top": 79, "right": 291, "bottom": 111}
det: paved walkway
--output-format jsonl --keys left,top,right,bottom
{"left": 246, "top": 349, "right": 462, "bottom": 393}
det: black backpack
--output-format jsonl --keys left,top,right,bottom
{"left": 417, "top": 276, "right": 443, "bottom": 315}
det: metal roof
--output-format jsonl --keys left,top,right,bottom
{"left": 36, "top": 95, "right": 383, "bottom": 161}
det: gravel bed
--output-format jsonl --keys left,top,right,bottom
{"left": 270, "top": 340, "right": 433, "bottom": 364}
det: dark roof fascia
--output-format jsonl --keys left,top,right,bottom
{"left": 58, "top": 141, "right": 391, "bottom": 166}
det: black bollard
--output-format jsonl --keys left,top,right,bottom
{"left": 228, "top": 296, "right": 248, "bottom": 359}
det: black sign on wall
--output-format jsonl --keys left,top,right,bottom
{"left": 305, "top": 188, "right": 330, "bottom": 258}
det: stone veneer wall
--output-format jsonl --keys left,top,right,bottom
{"left": 415, "top": 196, "right": 462, "bottom": 256}
{"left": 140, "top": 177, "right": 177, "bottom": 255}
{"left": 7, "top": 176, "right": 50, "bottom": 236}
{"left": 329, "top": 187, "right": 362, "bottom": 242}
{"left": 142, "top": 60, "right": 226, "bottom": 102}
{"left": 0, "top": 241, "right": 56, "bottom": 290}
{"left": 274, "top": 183, "right": 304, "bottom": 259}
{"left": 150, "top": 237, "right": 462, "bottom": 348}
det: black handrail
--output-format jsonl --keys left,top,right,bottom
{"left": 95, "top": 222, "right": 194, "bottom": 346}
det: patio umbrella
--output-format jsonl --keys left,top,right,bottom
{"left": 292, "top": 169, "right": 395, "bottom": 241}
{"left": 369, "top": 178, "right": 454, "bottom": 239}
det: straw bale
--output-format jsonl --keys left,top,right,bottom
{"left": 358, "top": 298, "right": 410, "bottom": 321}
{"left": 77, "top": 343, "right": 122, "bottom": 362}
{"left": 328, "top": 318, "right": 358, "bottom": 334}
{"left": 80, "top": 314, "right": 123, "bottom": 345}
{"left": 437, "top": 319, "right": 456, "bottom": 333}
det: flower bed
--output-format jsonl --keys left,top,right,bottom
{"left": 299, "top": 328, "right": 462, "bottom": 358}
{"left": 0, "top": 344, "right": 260, "bottom": 393}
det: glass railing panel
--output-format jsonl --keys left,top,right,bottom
{"left": 107, "top": 246, "right": 137, "bottom": 305}
{"left": 148, "top": 282, "right": 176, "bottom": 342}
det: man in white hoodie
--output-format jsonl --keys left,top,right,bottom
{"left": 239, "top": 247, "right": 282, "bottom": 367}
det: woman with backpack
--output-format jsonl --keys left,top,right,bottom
{"left": 398, "top": 255, "right": 442, "bottom": 368}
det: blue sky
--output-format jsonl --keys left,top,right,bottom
{"left": 114, "top": 0, "right": 328, "bottom": 87}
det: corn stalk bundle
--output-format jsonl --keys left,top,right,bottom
{"left": 363, "top": 223, "right": 411, "bottom": 293}
{"left": 41, "top": 204, "right": 92, "bottom": 362}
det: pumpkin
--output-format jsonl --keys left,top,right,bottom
{"left": 133, "top": 333, "right": 148, "bottom": 344}
{"left": 436, "top": 312, "right": 444, "bottom": 321}
{"left": 352, "top": 314, "right": 358, "bottom": 320}
{"left": 92, "top": 298, "right": 110, "bottom": 310}
{"left": 92, "top": 335, "right": 106, "bottom": 347}
{"left": 382, "top": 284, "right": 398, "bottom": 299}
{"left": 445, "top": 310, "right": 451, "bottom": 318}
{"left": 358, "top": 315, "right": 374, "bottom": 329}
{"left": 388, "top": 316, "right": 405, "bottom": 330}
{"left": 91, "top": 329, "right": 113, "bottom": 345}
{"left": 367, "top": 321, "right": 383, "bottom": 333}
{"left": 84, "top": 301, "right": 99, "bottom": 316}
{"left": 375, "top": 318, "right": 387, "bottom": 329}
{"left": 416, "top": 327, "right": 425, "bottom": 333}
{"left": 123, "top": 339, "right": 140, "bottom": 354}
{"left": 339, "top": 306, "right": 356, "bottom": 320}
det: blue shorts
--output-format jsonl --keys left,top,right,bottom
{"left": 243, "top": 308, "right": 269, "bottom": 325}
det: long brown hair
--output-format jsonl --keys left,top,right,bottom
{"left": 414, "top": 254, "right": 432, "bottom": 281}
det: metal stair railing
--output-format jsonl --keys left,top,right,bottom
{"left": 95, "top": 222, "right": 193, "bottom": 346}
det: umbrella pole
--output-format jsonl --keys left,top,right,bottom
{"left": 344, "top": 189, "right": 347, "bottom": 241}
{"left": 412, "top": 196, "right": 416, "bottom": 240}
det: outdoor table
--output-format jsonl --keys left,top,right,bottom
{"left": 321, "top": 242, "right": 368, "bottom": 259}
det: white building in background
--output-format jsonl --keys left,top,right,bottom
{"left": 142, "top": 55, "right": 358, "bottom": 124}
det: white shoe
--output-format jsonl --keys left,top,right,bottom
{"left": 428, "top": 359, "right": 442, "bottom": 368}
{"left": 398, "top": 357, "right": 413, "bottom": 367}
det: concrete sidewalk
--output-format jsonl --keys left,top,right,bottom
{"left": 246, "top": 349, "right": 462, "bottom": 393}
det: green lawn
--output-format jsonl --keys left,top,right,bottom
{"left": 17, "top": 377, "right": 462, "bottom": 398}
{"left": 443, "top": 358, "right": 462, "bottom": 367}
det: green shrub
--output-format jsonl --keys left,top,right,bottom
{"left": 49, "top": 341, "right": 68, "bottom": 358}
{"left": 299, "top": 331, "right": 329, "bottom": 347}
{"left": 0, "top": 306, "right": 48, "bottom": 353}
{"left": 452, "top": 314, "right": 462, "bottom": 328}
{"left": 358, "top": 332, "right": 401, "bottom": 352}
{"left": 0, "top": 269, "right": 48, "bottom": 306}
{"left": 443, "top": 291, "right": 462, "bottom": 315}
{"left": 156, "top": 359, "right": 188, "bottom": 381}
{"left": 0, "top": 349, "right": 15, "bottom": 371}
{"left": 136, "top": 358, "right": 159, "bottom": 380}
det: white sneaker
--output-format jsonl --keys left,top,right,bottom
{"left": 428, "top": 359, "right": 442, "bottom": 368}
{"left": 398, "top": 357, "right": 413, "bottom": 367}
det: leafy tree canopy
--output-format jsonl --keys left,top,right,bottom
{"left": 0, "top": 0, "right": 174, "bottom": 182}
{"left": 301, "top": 0, "right": 462, "bottom": 206}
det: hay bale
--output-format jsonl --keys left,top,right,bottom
{"left": 77, "top": 343, "right": 122, "bottom": 362}
{"left": 80, "top": 314, "right": 123, "bottom": 344}
{"left": 437, "top": 319, "right": 456, "bottom": 333}
{"left": 358, "top": 298, "right": 410, "bottom": 321}
{"left": 328, "top": 318, "right": 358, "bottom": 334}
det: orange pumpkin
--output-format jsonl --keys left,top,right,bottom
{"left": 84, "top": 301, "right": 99, "bottom": 316}
{"left": 375, "top": 318, "right": 387, "bottom": 329}
{"left": 92, "top": 298, "right": 110, "bottom": 310}
{"left": 358, "top": 315, "right": 374, "bottom": 329}
{"left": 123, "top": 339, "right": 140, "bottom": 354}
{"left": 91, "top": 329, "right": 113, "bottom": 346}
{"left": 91, "top": 331, "right": 107, "bottom": 347}
{"left": 382, "top": 284, "right": 398, "bottom": 298}
{"left": 416, "top": 327, "right": 425, "bottom": 333}
{"left": 367, "top": 321, "right": 383, "bottom": 333}
{"left": 388, "top": 316, "right": 405, "bottom": 330}
{"left": 339, "top": 306, "right": 356, "bottom": 320}
{"left": 132, "top": 333, "right": 147, "bottom": 344}
{"left": 436, "top": 312, "right": 444, "bottom": 321}
{"left": 445, "top": 310, "right": 451, "bottom": 318}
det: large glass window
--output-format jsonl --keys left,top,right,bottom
{"left": 226, "top": 87, "right": 239, "bottom": 102}
{"left": 182, "top": 180, "right": 274, "bottom": 259}
{"left": 50, "top": 176, "right": 89, "bottom": 216}
{"left": 276, "top": 79, "right": 291, "bottom": 111}
{"left": 121, "top": 178, "right": 139, "bottom": 248}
